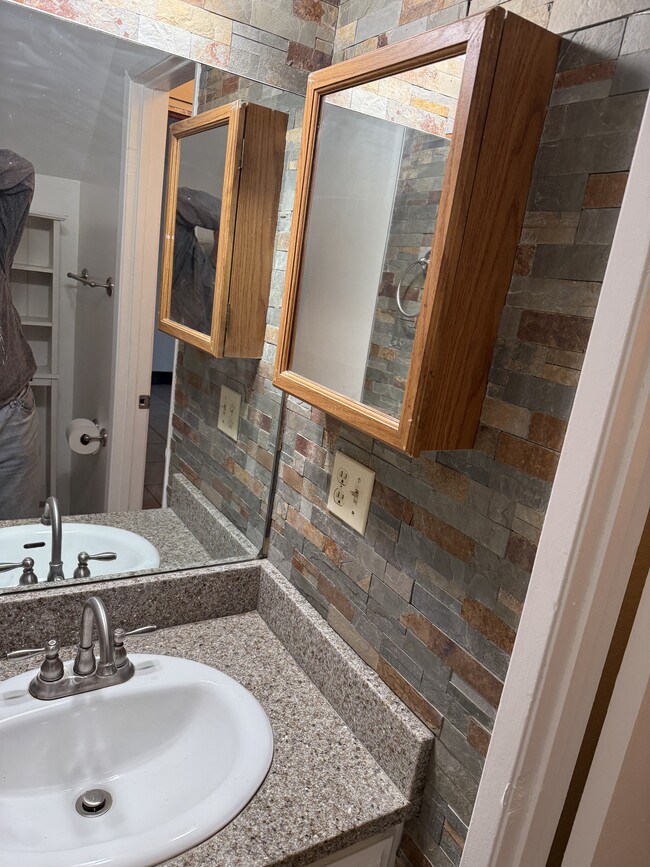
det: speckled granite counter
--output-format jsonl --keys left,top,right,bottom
{"left": 68, "top": 509, "right": 212, "bottom": 570}
{"left": 0, "top": 561, "right": 433, "bottom": 866}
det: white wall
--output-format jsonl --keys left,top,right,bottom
{"left": 562, "top": 570, "right": 650, "bottom": 867}
{"left": 291, "top": 105, "right": 403, "bottom": 402}
{"left": 70, "top": 89, "right": 125, "bottom": 515}
{"left": 30, "top": 173, "right": 80, "bottom": 514}
{"left": 591, "top": 685, "right": 650, "bottom": 865}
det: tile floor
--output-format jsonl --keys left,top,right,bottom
{"left": 142, "top": 382, "right": 172, "bottom": 509}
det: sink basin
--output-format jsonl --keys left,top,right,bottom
{"left": 0, "top": 523, "right": 160, "bottom": 586}
{"left": 0, "top": 653, "right": 274, "bottom": 866}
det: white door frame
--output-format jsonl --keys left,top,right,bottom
{"left": 461, "top": 95, "right": 650, "bottom": 865}
{"left": 106, "top": 60, "right": 196, "bottom": 512}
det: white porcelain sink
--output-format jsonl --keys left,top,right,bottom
{"left": 0, "top": 523, "right": 160, "bottom": 587}
{"left": 0, "top": 653, "right": 274, "bottom": 866}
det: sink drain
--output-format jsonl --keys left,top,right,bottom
{"left": 75, "top": 788, "right": 113, "bottom": 817}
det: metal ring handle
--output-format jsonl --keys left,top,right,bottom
{"left": 396, "top": 255, "right": 429, "bottom": 318}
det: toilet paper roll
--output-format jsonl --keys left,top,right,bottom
{"left": 66, "top": 418, "right": 101, "bottom": 456}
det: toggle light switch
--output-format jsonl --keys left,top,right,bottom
{"left": 327, "top": 451, "right": 375, "bottom": 535}
{"left": 218, "top": 385, "right": 241, "bottom": 441}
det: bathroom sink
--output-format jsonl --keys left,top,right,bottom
{"left": 0, "top": 653, "right": 274, "bottom": 866}
{"left": 0, "top": 523, "right": 160, "bottom": 586}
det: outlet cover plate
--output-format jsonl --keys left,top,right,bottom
{"left": 327, "top": 451, "right": 375, "bottom": 536}
{"left": 218, "top": 385, "right": 241, "bottom": 441}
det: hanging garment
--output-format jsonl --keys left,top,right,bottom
{"left": 0, "top": 149, "right": 36, "bottom": 407}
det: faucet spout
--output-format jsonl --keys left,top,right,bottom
{"left": 73, "top": 596, "right": 116, "bottom": 677}
{"left": 41, "top": 496, "right": 64, "bottom": 581}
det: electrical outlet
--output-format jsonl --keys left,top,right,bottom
{"left": 218, "top": 385, "right": 241, "bottom": 441}
{"left": 327, "top": 451, "right": 375, "bottom": 535}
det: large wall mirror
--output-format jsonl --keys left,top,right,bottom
{"left": 275, "top": 10, "right": 559, "bottom": 456}
{"left": 0, "top": 0, "right": 304, "bottom": 593}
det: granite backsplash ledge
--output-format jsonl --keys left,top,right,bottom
{"left": 169, "top": 472, "right": 258, "bottom": 562}
{"left": 0, "top": 562, "right": 260, "bottom": 657}
{"left": 259, "top": 564, "right": 432, "bottom": 801}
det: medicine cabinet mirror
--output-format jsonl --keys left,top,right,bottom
{"left": 159, "top": 100, "right": 288, "bottom": 358}
{"left": 274, "top": 8, "right": 560, "bottom": 455}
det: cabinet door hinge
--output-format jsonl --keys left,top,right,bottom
{"left": 239, "top": 138, "right": 246, "bottom": 171}
{"left": 225, "top": 303, "right": 232, "bottom": 330}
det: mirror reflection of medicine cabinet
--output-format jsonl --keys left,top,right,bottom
{"left": 158, "top": 100, "right": 288, "bottom": 358}
{"left": 274, "top": 9, "right": 560, "bottom": 455}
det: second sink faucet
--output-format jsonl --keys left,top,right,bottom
{"left": 40, "top": 496, "right": 64, "bottom": 581}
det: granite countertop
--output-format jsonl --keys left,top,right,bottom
{"left": 67, "top": 509, "right": 212, "bottom": 571}
{"left": 0, "top": 612, "right": 413, "bottom": 867}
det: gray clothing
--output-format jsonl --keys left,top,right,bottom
{"left": 171, "top": 187, "right": 221, "bottom": 336}
{"left": 0, "top": 150, "right": 37, "bottom": 407}
{"left": 0, "top": 385, "right": 40, "bottom": 519}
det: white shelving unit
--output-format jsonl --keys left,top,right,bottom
{"left": 11, "top": 211, "right": 65, "bottom": 504}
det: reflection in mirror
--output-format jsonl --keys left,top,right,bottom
{"left": 0, "top": 0, "right": 303, "bottom": 593}
{"left": 290, "top": 54, "right": 465, "bottom": 418}
{"left": 167, "top": 70, "right": 305, "bottom": 551}
{"left": 170, "top": 127, "right": 228, "bottom": 335}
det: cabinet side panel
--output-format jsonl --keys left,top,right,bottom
{"left": 416, "top": 16, "right": 560, "bottom": 453}
{"left": 225, "top": 104, "right": 288, "bottom": 358}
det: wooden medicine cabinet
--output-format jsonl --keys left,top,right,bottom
{"left": 159, "top": 100, "right": 288, "bottom": 358}
{"left": 273, "top": 9, "right": 560, "bottom": 455}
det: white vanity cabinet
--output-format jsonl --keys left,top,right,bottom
{"left": 310, "top": 828, "right": 401, "bottom": 867}
{"left": 11, "top": 210, "right": 65, "bottom": 503}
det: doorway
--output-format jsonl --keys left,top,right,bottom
{"left": 142, "top": 79, "right": 195, "bottom": 510}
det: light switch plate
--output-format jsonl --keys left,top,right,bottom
{"left": 327, "top": 451, "right": 375, "bottom": 536}
{"left": 218, "top": 385, "right": 241, "bottom": 441}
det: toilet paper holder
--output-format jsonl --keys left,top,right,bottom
{"left": 80, "top": 420, "right": 108, "bottom": 448}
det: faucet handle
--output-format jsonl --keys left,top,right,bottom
{"left": 123, "top": 626, "right": 157, "bottom": 637}
{"left": 73, "top": 551, "right": 117, "bottom": 580}
{"left": 81, "top": 552, "right": 117, "bottom": 562}
{"left": 1, "top": 559, "right": 39, "bottom": 585}
{"left": 0, "top": 561, "right": 24, "bottom": 572}
{"left": 7, "top": 640, "right": 65, "bottom": 683}
{"left": 7, "top": 645, "right": 47, "bottom": 660}
{"left": 113, "top": 625, "right": 157, "bottom": 668}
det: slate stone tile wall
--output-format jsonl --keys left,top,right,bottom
{"left": 363, "top": 130, "right": 451, "bottom": 416}
{"left": 266, "top": 4, "right": 650, "bottom": 867}
{"left": 9, "top": 0, "right": 337, "bottom": 85}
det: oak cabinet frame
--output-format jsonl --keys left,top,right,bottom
{"left": 273, "top": 9, "right": 560, "bottom": 455}
{"left": 159, "top": 100, "right": 288, "bottom": 359}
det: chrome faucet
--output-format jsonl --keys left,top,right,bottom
{"left": 74, "top": 596, "right": 117, "bottom": 678}
{"left": 40, "top": 496, "right": 64, "bottom": 581}
{"left": 5, "top": 596, "right": 156, "bottom": 701}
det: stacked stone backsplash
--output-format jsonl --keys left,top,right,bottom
{"left": 13, "top": 1, "right": 650, "bottom": 866}
{"left": 268, "top": 3, "right": 650, "bottom": 867}
{"left": 363, "top": 130, "right": 450, "bottom": 415}
{"left": 7, "top": 0, "right": 337, "bottom": 84}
